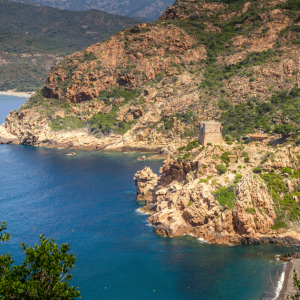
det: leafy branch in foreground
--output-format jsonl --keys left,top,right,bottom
{"left": 0, "top": 224, "right": 81, "bottom": 300}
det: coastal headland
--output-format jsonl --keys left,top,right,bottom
{"left": 134, "top": 140, "right": 300, "bottom": 245}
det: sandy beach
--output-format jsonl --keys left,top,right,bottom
{"left": 277, "top": 259, "right": 300, "bottom": 299}
{"left": 0, "top": 91, "right": 34, "bottom": 98}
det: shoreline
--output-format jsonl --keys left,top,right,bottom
{"left": 277, "top": 259, "right": 300, "bottom": 299}
{"left": 0, "top": 91, "right": 35, "bottom": 98}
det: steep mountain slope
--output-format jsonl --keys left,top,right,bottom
{"left": 2, "top": 0, "right": 300, "bottom": 150}
{"left": 8, "top": 0, "right": 175, "bottom": 21}
{"left": 0, "top": 0, "right": 140, "bottom": 91}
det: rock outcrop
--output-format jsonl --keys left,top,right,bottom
{"left": 135, "top": 142, "right": 300, "bottom": 244}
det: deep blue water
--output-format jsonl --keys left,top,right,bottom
{"left": 0, "top": 95, "right": 28, "bottom": 124}
{"left": 0, "top": 96, "right": 293, "bottom": 300}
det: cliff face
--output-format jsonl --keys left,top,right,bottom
{"left": 134, "top": 142, "right": 300, "bottom": 244}
{"left": 2, "top": 0, "right": 300, "bottom": 151}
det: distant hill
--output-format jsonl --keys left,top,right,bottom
{"left": 0, "top": 0, "right": 141, "bottom": 91}
{"left": 8, "top": 0, "right": 175, "bottom": 21}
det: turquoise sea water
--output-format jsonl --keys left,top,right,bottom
{"left": 0, "top": 96, "right": 293, "bottom": 300}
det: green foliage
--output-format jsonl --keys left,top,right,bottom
{"left": 216, "top": 164, "right": 227, "bottom": 175}
{"left": 178, "top": 146, "right": 186, "bottom": 152}
{"left": 281, "top": 167, "right": 292, "bottom": 174}
{"left": 188, "top": 201, "right": 194, "bottom": 206}
{"left": 160, "top": 110, "right": 197, "bottom": 131}
{"left": 0, "top": 223, "right": 80, "bottom": 299}
{"left": 274, "top": 123, "right": 296, "bottom": 136}
{"left": 292, "top": 170, "right": 300, "bottom": 179}
{"left": 98, "top": 87, "right": 139, "bottom": 103}
{"left": 288, "top": 270, "right": 300, "bottom": 300}
{"left": 226, "top": 141, "right": 233, "bottom": 145}
{"left": 261, "top": 171, "right": 300, "bottom": 229}
{"left": 79, "top": 51, "right": 97, "bottom": 62}
{"left": 0, "top": 235, "right": 81, "bottom": 299}
{"left": 0, "top": 1, "right": 140, "bottom": 91}
{"left": 183, "top": 152, "right": 191, "bottom": 160}
{"left": 221, "top": 151, "right": 234, "bottom": 165}
{"left": 220, "top": 87, "right": 300, "bottom": 139}
{"left": 185, "top": 140, "right": 199, "bottom": 151}
{"left": 214, "top": 186, "right": 236, "bottom": 209}
{"left": 50, "top": 116, "right": 86, "bottom": 131}
{"left": 252, "top": 166, "right": 262, "bottom": 173}
{"left": 88, "top": 111, "right": 131, "bottom": 135}
{"left": 224, "top": 134, "right": 234, "bottom": 142}
{"left": 199, "top": 178, "right": 208, "bottom": 183}
{"left": 242, "top": 151, "right": 248, "bottom": 157}
{"left": 245, "top": 207, "right": 256, "bottom": 215}
{"left": 261, "top": 151, "right": 275, "bottom": 164}
{"left": 0, "top": 222, "right": 11, "bottom": 244}
{"left": 244, "top": 157, "right": 250, "bottom": 163}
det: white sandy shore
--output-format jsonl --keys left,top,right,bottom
{"left": 0, "top": 91, "right": 35, "bottom": 98}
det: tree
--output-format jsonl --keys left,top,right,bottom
{"left": 216, "top": 164, "right": 227, "bottom": 175}
{"left": 0, "top": 223, "right": 81, "bottom": 300}
{"left": 274, "top": 123, "right": 295, "bottom": 138}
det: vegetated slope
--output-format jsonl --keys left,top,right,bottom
{"left": 0, "top": 0, "right": 141, "bottom": 91}
{"left": 8, "top": 0, "right": 175, "bottom": 21}
{"left": 3, "top": 0, "right": 300, "bottom": 150}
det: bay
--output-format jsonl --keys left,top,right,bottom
{"left": 0, "top": 96, "right": 291, "bottom": 300}
{"left": 0, "top": 95, "right": 28, "bottom": 124}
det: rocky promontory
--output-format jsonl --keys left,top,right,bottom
{"left": 134, "top": 140, "right": 300, "bottom": 244}
{"left": 2, "top": 0, "right": 300, "bottom": 152}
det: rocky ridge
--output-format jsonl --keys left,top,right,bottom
{"left": 134, "top": 141, "right": 300, "bottom": 244}
{"left": 1, "top": 0, "right": 300, "bottom": 151}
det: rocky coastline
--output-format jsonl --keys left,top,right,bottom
{"left": 134, "top": 140, "right": 300, "bottom": 245}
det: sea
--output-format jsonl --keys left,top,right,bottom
{"left": 0, "top": 95, "right": 294, "bottom": 300}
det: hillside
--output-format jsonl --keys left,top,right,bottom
{"left": 1, "top": 0, "right": 300, "bottom": 150}
{"left": 8, "top": 0, "right": 175, "bottom": 21}
{"left": 0, "top": 0, "right": 140, "bottom": 91}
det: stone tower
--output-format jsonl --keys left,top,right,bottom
{"left": 198, "top": 121, "right": 223, "bottom": 146}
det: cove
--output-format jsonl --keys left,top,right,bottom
{"left": 0, "top": 144, "right": 292, "bottom": 300}
{"left": 0, "top": 95, "right": 28, "bottom": 124}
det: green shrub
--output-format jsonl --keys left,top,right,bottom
{"left": 183, "top": 152, "right": 191, "bottom": 160}
{"left": 242, "top": 151, "right": 248, "bottom": 157}
{"left": 213, "top": 187, "right": 236, "bottom": 209}
{"left": 178, "top": 146, "right": 185, "bottom": 152}
{"left": 188, "top": 201, "right": 193, "bottom": 206}
{"left": 185, "top": 140, "right": 199, "bottom": 151}
{"left": 50, "top": 116, "right": 86, "bottom": 131}
{"left": 221, "top": 151, "right": 234, "bottom": 165}
{"left": 252, "top": 167, "right": 262, "bottom": 173}
{"left": 89, "top": 110, "right": 130, "bottom": 135}
{"left": 244, "top": 157, "right": 250, "bottom": 163}
{"left": 292, "top": 170, "right": 300, "bottom": 179}
{"left": 200, "top": 179, "right": 208, "bottom": 183}
{"left": 216, "top": 164, "right": 227, "bottom": 175}
{"left": 224, "top": 134, "right": 234, "bottom": 142}
{"left": 236, "top": 174, "right": 243, "bottom": 179}
{"left": 232, "top": 170, "right": 237, "bottom": 173}
{"left": 246, "top": 207, "right": 256, "bottom": 215}
{"left": 281, "top": 167, "right": 292, "bottom": 174}
{"left": 226, "top": 141, "right": 233, "bottom": 145}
